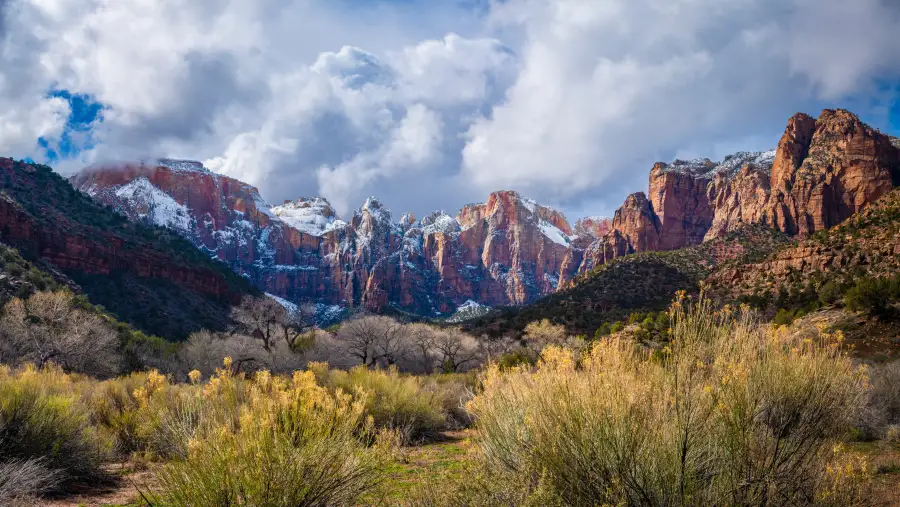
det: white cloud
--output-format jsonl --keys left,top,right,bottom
{"left": 461, "top": 0, "right": 900, "bottom": 212}
{"left": 1, "top": 0, "right": 898, "bottom": 219}
{"left": 317, "top": 103, "right": 443, "bottom": 214}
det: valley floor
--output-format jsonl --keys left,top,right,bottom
{"left": 45, "top": 431, "right": 476, "bottom": 507}
{"left": 43, "top": 430, "right": 900, "bottom": 507}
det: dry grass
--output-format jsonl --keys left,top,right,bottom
{"left": 466, "top": 296, "right": 871, "bottom": 506}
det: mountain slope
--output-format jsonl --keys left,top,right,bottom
{"left": 475, "top": 186, "right": 900, "bottom": 338}
{"left": 68, "top": 109, "right": 898, "bottom": 319}
{"left": 73, "top": 164, "right": 596, "bottom": 314}
{"left": 465, "top": 225, "right": 789, "bottom": 337}
{"left": 0, "top": 158, "right": 258, "bottom": 339}
{"left": 708, "top": 187, "right": 900, "bottom": 313}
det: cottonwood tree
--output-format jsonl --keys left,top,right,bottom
{"left": 403, "top": 323, "right": 439, "bottom": 373}
{"left": 230, "top": 296, "right": 316, "bottom": 353}
{"left": 432, "top": 328, "right": 482, "bottom": 373}
{"left": 337, "top": 315, "right": 407, "bottom": 367}
{"left": 179, "top": 329, "right": 306, "bottom": 377}
{"left": 0, "top": 291, "right": 120, "bottom": 377}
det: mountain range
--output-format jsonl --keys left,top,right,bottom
{"left": 0, "top": 107, "right": 895, "bottom": 341}
{"left": 67, "top": 108, "right": 899, "bottom": 319}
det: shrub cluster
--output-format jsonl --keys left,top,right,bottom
{"left": 463, "top": 296, "right": 870, "bottom": 506}
{"left": 0, "top": 365, "right": 109, "bottom": 496}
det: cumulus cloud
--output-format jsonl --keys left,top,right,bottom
{"left": 462, "top": 0, "right": 900, "bottom": 213}
{"left": 1, "top": 0, "right": 899, "bottom": 218}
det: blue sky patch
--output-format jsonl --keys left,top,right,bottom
{"left": 38, "top": 89, "right": 104, "bottom": 162}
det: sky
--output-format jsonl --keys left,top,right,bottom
{"left": 1, "top": 0, "right": 899, "bottom": 220}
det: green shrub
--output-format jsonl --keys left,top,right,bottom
{"left": 0, "top": 366, "right": 108, "bottom": 488}
{"left": 308, "top": 363, "right": 449, "bottom": 443}
{"left": 773, "top": 307, "right": 797, "bottom": 327}
{"left": 151, "top": 368, "right": 387, "bottom": 507}
{"left": 818, "top": 280, "right": 843, "bottom": 305}
{"left": 497, "top": 348, "right": 537, "bottom": 369}
{"left": 844, "top": 275, "right": 900, "bottom": 317}
{"left": 468, "top": 297, "right": 869, "bottom": 506}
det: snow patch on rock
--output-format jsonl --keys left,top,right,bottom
{"left": 539, "top": 221, "right": 570, "bottom": 246}
{"left": 114, "top": 177, "right": 193, "bottom": 232}
{"left": 266, "top": 293, "right": 299, "bottom": 313}
{"left": 155, "top": 159, "right": 210, "bottom": 173}
{"left": 272, "top": 197, "right": 347, "bottom": 236}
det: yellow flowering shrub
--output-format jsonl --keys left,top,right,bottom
{"left": 152, "top": 360, "right": 388, "bottom": 506}
{"left": 468, "top": 296, "right": 869, "bottom": 506}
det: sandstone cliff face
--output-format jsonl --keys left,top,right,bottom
{"left": 648, "top": 162, "right": 715, "bottom": 250}
{"left": 0, "top": 158, "right": 256, "bottom": 338}
{"left": 764, "top": 109, "right": 899, "bottom": 235}
{"left": 585, "top": 109, "right": 898, "bottom": 272}
{"left": 74, "top": 164, "right": 584, "bottom": 314}
{"left": 69, "top": 109, "right": 899, "bottom": 316}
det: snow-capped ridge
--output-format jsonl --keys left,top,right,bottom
{"left": 272, "top": 197, "right": 348, "bottom": 236}
{"left": 418, "top": 211, "right": 460, "bottom": 235}
{"left": 114, "top": 177, "right": 193, "bottom": 232}
{"left": 154, "top": 158, "right": 210, "bottom": 173}
{"left": 657, "top": 149, "right": 776, "bottom": 178}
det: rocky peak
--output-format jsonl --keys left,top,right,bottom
{"left": 398, "top": 213, "right": 416, "bottom": 229}
{"left": 766, "top": 108, "right": 899, "bottom": 235}
{"left": 770, "top": 112, "right": 817, "bottom": 190}
{"left": 574, "top": 216, "right": 612, "bottom": 238}
{"left": 353, "top": 197, "right": 394, "bottom": 231}
{"left": 609, "top": 192, "right": 660, "bottom": 253}
{"left": 418, "top": 211, "right": 460, "bottom": 235}
{"left": 271, "top": 197, "right": 346, "bottom": 236}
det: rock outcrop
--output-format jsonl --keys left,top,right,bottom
{"left": 74, "top": 164, "right": 584, "bottom": 314}
{"left": 574, "top": 109, "right": 898, "bottom": 277}
{"left": 69, "top": 109, "right": 899, "bottom": 316}
{"left": 0, "top": 158, "right": 257, "bottom": 338}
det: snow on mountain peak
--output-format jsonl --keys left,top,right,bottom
{"left": 419, "top": 211, "right": 460, "bottom": 235}
{"left": 358, "top": 196, "right": 393, "bottom": 224}
{"left": 154, "top": 159, "right": 210, "bottom": 173}
{"left": 658, "top": 150, "right": 776, "bottom": 178}
{"left": 271, "top": 197, "right": 347, "bottom": 236}
{"left": 114, "top": 177, "right": 193, "bottom": 232}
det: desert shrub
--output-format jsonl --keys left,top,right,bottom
{"left": 151, "top": 366, "right": 387, "bottom": 507}
{"left": 844, "top": 275, "right": 900, "bottom": 317}
{"left": 87, "top": 370, "right": 203, "bottom": 459}
{"left": 0, "top": 291, "right": 122, "bottom": 377}
{"left": 773, "top": 307, "right": 797, "bottom": 327}
{"left": 0, "top": 365, "right": 108, "bottom": 487}
{"left": 308, "top": 363, "right": 448, "bottom": 442}
{"left": 857, "top": 361, "right": 900, "bottom": 440}
{"left": 468, "top": 296, "right": 869, "bottom": 506}
{"left": 0, "top": 459, "right": 62, "bottom": 506}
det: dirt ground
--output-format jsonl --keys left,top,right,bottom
{"left": 43, "top": 463, "right": 154, "bottom": 507}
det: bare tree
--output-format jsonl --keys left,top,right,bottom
{"left": 179, "top": 328, "right": 307, "bottom": 377}
{"left": 231, "top": 296, "right": 316, "bottom": 353}
{"left": 403, "top": 323, "right": 439, "bottom": 373}
{"left": 0, "top": 291, "right": 121, "bottom": 377}
{"left": 337, "top": 315, "right": 408, "bottom": 368}
{"left": 432, "top": 328, "right": 482, "bottom": 373}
